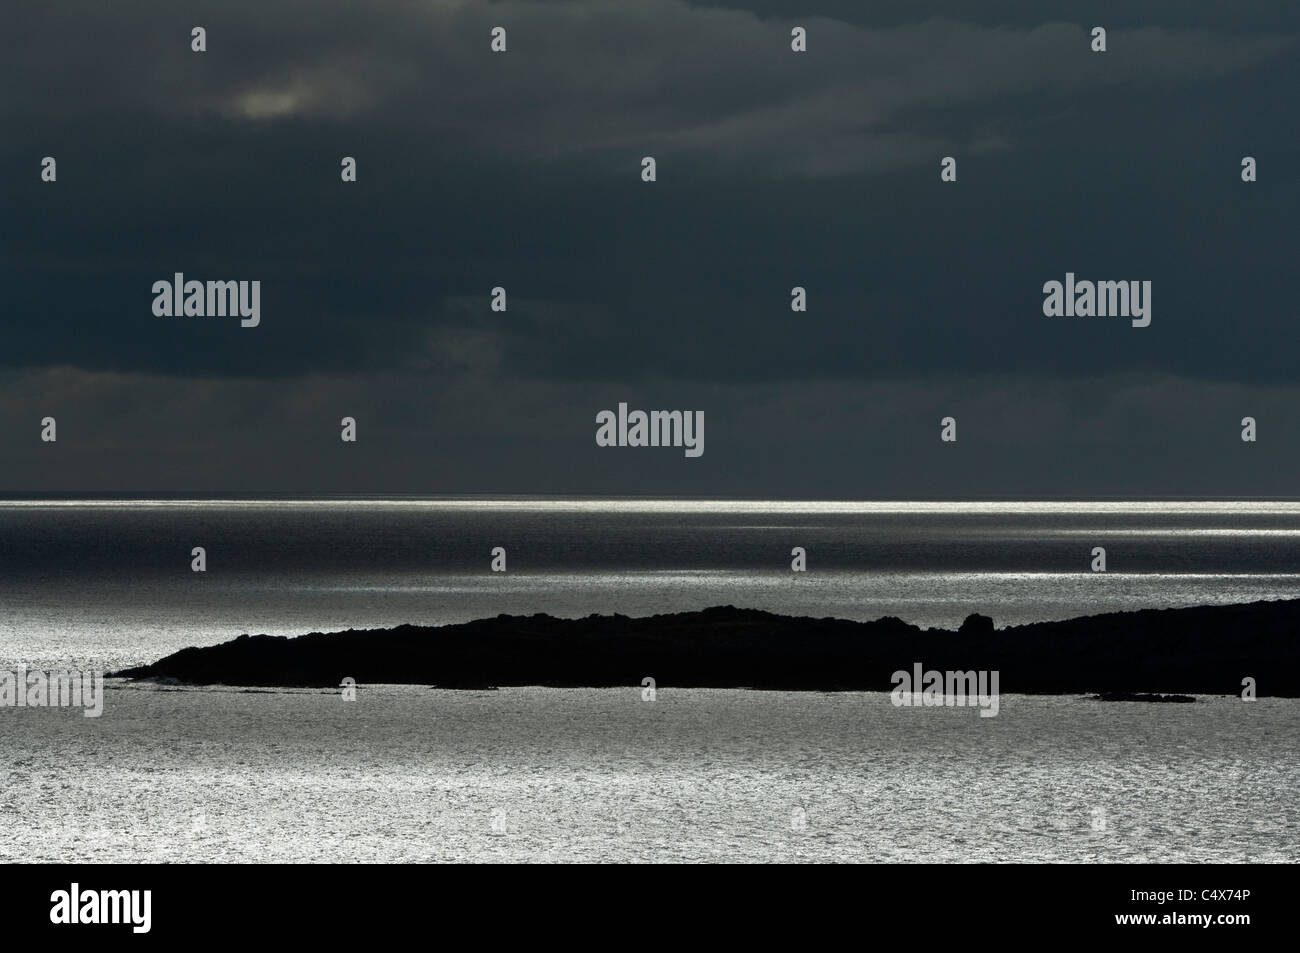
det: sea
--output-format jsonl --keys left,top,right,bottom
{"left": 1, "top": 498, "right": 1297, "bottom": 862}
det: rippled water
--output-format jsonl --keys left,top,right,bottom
{"left": 1, "top": 686, "right": 1294, "bottom": 863}
{"left": 3, "top": 500, "right": 1297, "bottom": 862}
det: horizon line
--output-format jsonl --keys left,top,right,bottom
{"left": 4, "top": 494, "right": 1300, "bottom": 510}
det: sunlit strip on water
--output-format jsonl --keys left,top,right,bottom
{"left": 6, "top": 499, "right": 1300, "bottom": 515}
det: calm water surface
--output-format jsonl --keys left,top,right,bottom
{"left": 1, "top": 687, "right": 1294, "bottom": 863}
{"left": 2, "top": 501, "right": 1296, "bottom": 862}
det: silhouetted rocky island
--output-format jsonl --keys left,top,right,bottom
{"left": 111, "top": 598, "right": 1300, "bottom": 696}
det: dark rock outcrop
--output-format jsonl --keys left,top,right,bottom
{"left": 958, "top": 613, "right": 995, "bottom": 637}
{"left": 111, "top": 599, "right": 1300, "bottom": 695}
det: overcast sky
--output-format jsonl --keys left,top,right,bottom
{"left": 2, "top": 0, "right": 1297, "bottom": 496}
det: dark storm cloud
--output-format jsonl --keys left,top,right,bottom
{"left": 3, "top": 0, "right": 1294, "bottom": 383}
{"left": 1, "top": 1, "right": 1296, "bottom": 494}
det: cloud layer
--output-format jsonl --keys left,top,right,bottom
{"left": 2, "top": 1, "right": 1295, "bottom": 493}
